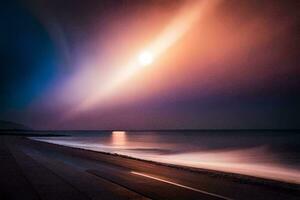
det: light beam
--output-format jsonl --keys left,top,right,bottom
{"left": 65, "top": 0, "right": 221, "bottom": 118}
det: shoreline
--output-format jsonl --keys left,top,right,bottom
{"left": 30, "top": 137, "right": 300, "bottom": 193}
{"left": 1, "top": 135, "right": 299, "bottom": 200}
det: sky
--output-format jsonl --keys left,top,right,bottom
{"left": 0, "top": 0, "right": 299, "bottom": 130}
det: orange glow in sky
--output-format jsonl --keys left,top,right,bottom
{"left": 65, "top": 0, "right": 221, "bottom": 118}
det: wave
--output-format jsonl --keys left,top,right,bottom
{"left": 30, "top": 136, "right": 300, "bottom": 184}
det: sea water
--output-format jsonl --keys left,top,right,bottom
{"left": 31, "top": 130, "right": 300, "bottom": 184}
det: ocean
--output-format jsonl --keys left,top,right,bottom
{"left": 31, "top": 130, "right": 300, "bottom": 184}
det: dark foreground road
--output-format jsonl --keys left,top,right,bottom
{"left": 0, "top": 136, "right": 299, "bottom": 200}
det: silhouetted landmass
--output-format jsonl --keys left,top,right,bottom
{"left": 0, "top": 120, "right": 30, "bottom": 130}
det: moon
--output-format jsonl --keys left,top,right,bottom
{"left": 138, "top": 51, "right": 153, "bottom": 66}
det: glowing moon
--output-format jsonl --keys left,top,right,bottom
{"left": 138, "top": 51, "right": 153, "bottom": 66}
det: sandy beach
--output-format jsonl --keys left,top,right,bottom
{"left": 0, "top": 134, "right": 299, "bottom": 200}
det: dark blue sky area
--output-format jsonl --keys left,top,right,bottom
{"left": 0, "top": 1, "right": 58, "bottom": 111}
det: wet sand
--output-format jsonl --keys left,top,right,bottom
{"left": 0, "top": 135, "right": 299, "bottom": 200}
